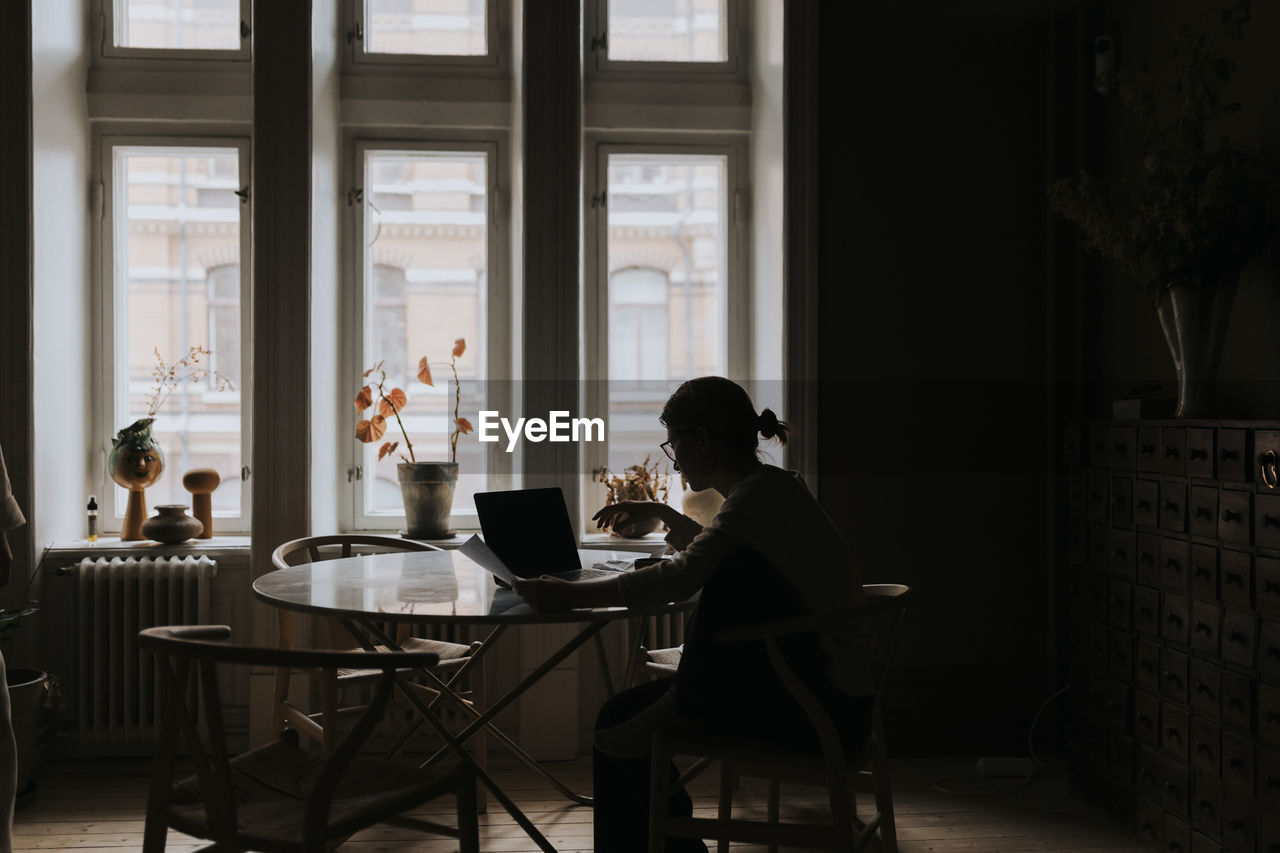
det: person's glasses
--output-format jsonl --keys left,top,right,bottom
{"left": 659, "top": 440, "right": 677, "bottom": 463}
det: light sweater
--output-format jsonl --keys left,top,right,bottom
{"left": 617, "top": 464, "right": 872, "bottom": 696}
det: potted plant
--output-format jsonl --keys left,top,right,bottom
{"left": 355, "top": 339, "right": 473, "bottom": 538}
{"left": 1047, "top": 0, "right": 1279, "bottom": 417}
{"left": 597, "top": 456, "right": 671, "bottom": 538}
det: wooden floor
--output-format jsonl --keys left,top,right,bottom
{"left": 13, "top": 755, "right": 1143, "bottom": 852}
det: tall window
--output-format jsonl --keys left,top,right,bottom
{"left": 103, "top": 142, "right": 251, "bottom": 528}
{"left": 106, "top": 0, "right": 250, "bottom": 58}
{"left": 352, "top": 144, "right": 503, "bottom": 530}
{"left": 607, "top": 0, "right": 727, "bottom": 63}
{"left": 363, "top": 0, "right": 487, "bottom": 55}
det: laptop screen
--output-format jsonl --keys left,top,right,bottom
{"left": 473, "top": 487, "right": 582, "bottom": 579}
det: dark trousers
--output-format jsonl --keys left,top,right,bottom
{"left": 593, "top": 677, "right": 707, "bottom": 853}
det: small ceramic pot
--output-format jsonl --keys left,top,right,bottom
{"left": 141, "top": 505, "right": 204, "bottom": 544}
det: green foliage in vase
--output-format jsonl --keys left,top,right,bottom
{"left": 1047, "top": 0, "right": 1279, "bottom": 305}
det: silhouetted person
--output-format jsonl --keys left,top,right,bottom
{"left": 514, "top": 377, "right": 871, "bottom": 853}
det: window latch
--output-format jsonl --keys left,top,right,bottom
{"left": 241, "top": 466, "right": 251, "bottom": 482}
{"left": 590, "top": 32, "right": 608, "bottom": 52}
{"left": 591, "top": 191, "right": 607, "bottom": 209}
{"left": 347, "top": 22, "right": 364, "bottom": 45}
{"left": 348, "top": 187, "right": 364, "bottom": 206}
{"left": 240, "top": 20, "right": 251, "bottom": 40}
{"left": 348, "top": 466, "right": 363, "bottom": 483}
{"left": 235, "top": 186, "right": 249, "bottom": 204}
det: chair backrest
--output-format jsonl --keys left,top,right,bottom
{"left": 138, "top": 626, "right": 441, "bottom": 844}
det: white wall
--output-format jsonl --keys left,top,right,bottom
{"left": 32, "top": 0, "right": 91, "bottom": 548}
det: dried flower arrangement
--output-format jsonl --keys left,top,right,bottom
{"left": 354, "top": 338, "right": 473, "bottom": 464}
{"left": 145, "top": 346, "right": 235, "bottom": 416}
{"left": 598, "top": 456, "right": 670, "bottom": 505}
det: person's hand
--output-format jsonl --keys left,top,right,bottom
{"left": 592, "top": 500, "right": 674, "bottom": 534}
{"left": 511, "top": 575, "right": 580, "bottom": 611}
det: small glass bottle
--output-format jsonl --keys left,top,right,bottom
{"left": 87, "top": 495, "right": 99, "bottom": 543}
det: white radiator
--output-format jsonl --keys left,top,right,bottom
{"left": 72, "top": 556, "right": 217, "bottom": 745}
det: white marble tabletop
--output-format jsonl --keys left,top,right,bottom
{"left": 252, "top": 547, "right": 693, "bottom": 625}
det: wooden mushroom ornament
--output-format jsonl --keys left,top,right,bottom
{"left": 182, "top": 468, "right": 220, "bottom": 539}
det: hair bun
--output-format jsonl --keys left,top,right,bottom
{"left": 757, "top": 408, "right": 779, "bottom": 438}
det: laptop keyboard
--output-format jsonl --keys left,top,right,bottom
{"left": 550, "top": 564, "right": 625, "bottom": 582}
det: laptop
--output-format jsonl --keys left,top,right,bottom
{"left": 472, "top": 487, "right": 631, "bottom": 583}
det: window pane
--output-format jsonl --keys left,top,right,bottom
{"left": 115, "top": 147, "right": 244, "bottom": 516}
{"left": 606, "top": 153, "right": 726, "bottom": 486}
{"left": 362, "top": 150, "right": 488, "bottom": 518}
{"left": 608, "top": 0, "right": 726, "bottom": 63}
{"left": 115, "top": 0, "right": 241, "bottom": 50}
{"left": 365, "top": 0, "right": 487, "bottom": 56}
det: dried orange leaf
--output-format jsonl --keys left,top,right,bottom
{"left": 452, "top": 338, "right": 466, "bottom": 358}
{"left": 379, "top": 388, "right": 407, "bottom": 418}
{"left": 456, "top": 416, "right": 474, "bottom": 434}
{"left": 417, "top": 356, "right": 434, "bottom": 386}
{"left": 361, "top": 366, "right": 375, "bottom": 379}
{"left": 378, "top": 441, "right": 398, "bottom": 461}
{"left": 355, "top": 415, "right": 387, "bottom": 443}
{"left": 354, "top": 386, "right": 373, "bottom": 412}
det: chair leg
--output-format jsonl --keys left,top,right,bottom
{"left": 456, "top": 765, "right": 480, "bottom": 853}
{"left": 717, "top": 761, "right": 734, "bottom": 853}
{"left": 648, "top": 739, "right": 672, "bottom": 853}
{"left": 473, "top": 659, "right": 488, "bottom": 815}
{"left": 827, "top": 767, "right": 856, "bottom": 852}
{"left": 766, "top": 777, "right": 780, "bottom": 853}
{"left": 872, "top": 739, "right": 897, "bottom": 853}
{"left": 142, "top": 807, "right": 168, "bottom": 853}
{"left": 318, "top": 673, "right": 338, "bottom": 751}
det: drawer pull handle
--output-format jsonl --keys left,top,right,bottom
{"left": 1139, "top": 605, "right": 1153, "bottom": 615}
{"left": 1195, "top": 683, "right": 1213, "bottom": 695}
{"left": 1165, "top": 447, "right": 1180, "bottom": 459}
{"left": 1114, "top": 442, "right": 1127, "bottom": 453}
{"left": 1194, "top": 506, "right": 1211, "bottom": 518}
{"left": 1270, "top": 646, "right": 1280, "bottom": 658}
{"left": 1164, "top": 727, "right": 1181, "bottom": 741}
{"left": 1165, "top": 501, "right": 1180, "bottom": 512}
{"left": 1197, "top": 799, "right": 1213, "bottom": 814}
{"left": 1138, "top": 499, "right": 1152, "bottom": 511}
{"left": 1139, "top": 713, "right": 1153, "bottom": 726}
{"left": 1262, "top": 450, "right": 1278, "bottom": 489}
{"left": 1221, "top": 448, "right": 1240, "bottom": 461}
{"left": 1165, "top": 558, "right": 1181, "bottom": 569}
{"left": 1163, "top": 672, "right": 1182, "bottom": 685}
{"left": 1267, "top": 775, "right": 1280, "bottom": 789}
{"left": 1228, "top": 757, "right": 1242, "bottom": 770}
{"left": 1267, "top": 580, "right": 1280, "bottom": 595}
{"left": 1229, "top": 697, "right": 1245, "bottom": 709}
{"left": 1264, "top": 514, "right": 1280, "bottom": 528}
{"left": 1222, "top": 509, "right": 1242, "bottom": 522}
{"left": 1140, "top": 442, "right": 1154, "bottom": 455}
{"left": 1189, "top": 448, "right": 1207, "bottom": 460}
{"left": 1164, "top": 782, "right": 1177, "bottom": 792}
{"left": 1194, "top": 621, "right": 1211, "bottom": 634}
{"left": 1229, "top": 819, "right": 1244, "bottom": 830}
{"left": 1114, "top": 548, "right": 1127, "bottom": 558}
{"left": 1195, "top": 742, "right": 1210, "bottom": 754}
{"left": 1229, "top": 630, "right": 1246, "bottom": 643}
{"left": 1194, "top": 565, "right": 1211, "bottom": 577}
{"left": 1267, "top": 711, "right": 1280, "bottom": 722}
{"left": 1141, "top": 660, "right": 1154, "bottom": 671}
{"left": 1141, "top": 552, "right": 1154, "bottom": 563}
{"left": 1225, "top": 572, "right": 1242, "bottom": 585}
{"left": 1167, "top": 613, "right": 1184, "bottom": 625}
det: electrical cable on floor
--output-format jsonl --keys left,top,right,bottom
{"left": 931, "top": 684, "right": 1070, "bottom": 796}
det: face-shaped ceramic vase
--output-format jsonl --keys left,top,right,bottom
{"left": 109, "top": 418, "right": 165, "bottom": 490}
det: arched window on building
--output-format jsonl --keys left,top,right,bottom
{"left": 608, "top": 266, "right": 669, "bottom": 383}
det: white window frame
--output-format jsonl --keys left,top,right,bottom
{"left": 345, "top": 0, "right": 509, "bottom": 74}
{"left": 584, "top": 0, "right": 747, "bottom": 79}
{"left": 581, "top": 136, "right": 751, "bottom": 531}
{"left": 100, "top": 0, "right": 252, "bottom": 62}
{"left": 95, "top": 134, "right": 254, "bottom": 534}
{"left": 343, "top": 135, "right": 512, "bottom": 534}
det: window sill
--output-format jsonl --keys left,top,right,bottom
{"left": 49, "top": 536, "right": 252, "bottom": 555}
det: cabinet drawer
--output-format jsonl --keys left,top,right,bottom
{"left": 1189, "top": 544, "right": 1217, "bottom": 603}
{"left": 1218, "top": 489, "right": 1252, "bottom": 544}
{"left": 1111, "top": 629, "right": 1135, "bottom": 681}
{"left": 1257, "top": 429, "right": 1280, "bottom": 491}
{"left": 1068, "top": 517, "right": 1088, "bottom": 566}
{"left": 1135, "top": 795, "right": 1163, "bottom": 849}
{"left": 1161, "top": 537, "right": 1190, "bottom": 591}
{"left": 1135, "top": 479, "right": 1160, "bottom": 528}
{"left": 1135, "top": 689, "right": 1160, "bottom": 745}
{"left": 1263, "top": 817, "right": 1280, "bottom": 853}
{"left": 1219, "top": 549, "right": 1252, "bottom": 608}
{"left": 1137, "top": 426, "right": 1160, "bottom": 472}
{"left": 1162, "top": 482, "right": 1188, "bottom": 532}
{"left": 1161, "top": 648, "right": 1190, "bottom": 704}
{"left": 1107, "top": 680, "right": 1131, "bottom": 731}
{"left": 1189, "top": 601, "right": 1220, "bottom": 657}
{"left": 1110, "top": 578, "right": 1133, "bottom": 628}
{"left": 1164, "top": 594, "right": 1190, "bottom": 645}
{"left": 1260, "top": 683, "right": 1280, "bottom": 746}
{"left": 1111, "top": 426, "right": 1137, "bottom": 471}
{"left": 1112, "top": 476, "right": 1134, "bottom": 526}
{"left": 1164, "top": 815, "right": 1192, "bottom": 853}
{"left": 1260, "top": 746, "right": 1280, "bottom": 803}
{"left": 1109, "top": 730, "right": 1135, "bottom": 781}
{"left": 1090, "top": 522, "right": 1109, "bottom": 569}
{"left": 1163, "top": 428, "right": 1188, "bottom": 477}
{"left": 1257, "top": 493, "right": 1280, "bottom": 549}
{"left": 1189, "top": 830, "right": 1222, "bottom": 853}
{"left": 1222, "top": 731, "right": 1255, "bottom": 794}
{"left": 1089, "top": 572, "right": 1109, "bottom": 620}
{"left": 1088, "top": 622, "right": 1108, "bottom": 668}
{"left": 1162, "top": 757, "right": 1190, "bottom": 817}
{"left": 1068, "top": 470, "right": 1088, "bottom": 517}
{"left": 1088, "top": 473, "right": 1110, "bottom": 520}
{"left": 1188, "top": 486, "right": 1217, "bottom": 538}
{"left": 1261, "top": 620, "right": 1280, "bottom": 682}
{"left": 1135, "top": 585, "right": 1161, "bottom": 636}
{"left": 1137, "top": 638, "right": 1161, "bottom": 692}
{"left": 1136, "top": 745, "right": 1163, "bottom": 801}
{"left": 1258, "top": 556, "right": 1280, "bottom": 617}
{"left": 1137, "top": 533, "right": 1161, "bottom": 584}
{"left": 1218, "top": 428, "right": 1248, "bottom": 482}
{"left": 1186, "top": 428, "right": 1214, "bottom": 480}
{"left": 1162, "top": 702, "right": 1189, "bottom": 761}
{"left": 1221, "top": 670, "right": 1253, "bottom": 733}
{"left": 1221, "top": 609, "right": 1256, "bottom": 668}
{"left": 1111, "top": 529, "right": 1136, "bottom": 578}
{"left": 1188, "top": 658, "right": 1219, "bottom": 719}
{"left": 1220, "top": 791, "right": 1254, "bottom": 853}
{"left": 1190, "top": 771, "right": 1221, "bottom": 839}
{"left": 1189, "top": 716, "right": 1219, "bottom": 775}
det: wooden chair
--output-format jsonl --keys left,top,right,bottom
{"left": 270, "top": 534, "right": 487, "bottom": 807}
{"left": 647, "top": 583, "right": 911, "bottom": 853}
{"left": 139, "top": 625, "right": 478, "bottom": 853}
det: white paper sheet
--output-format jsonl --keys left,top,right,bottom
{"left": 458, "top": 534, "right": 519, "bottom": 585}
